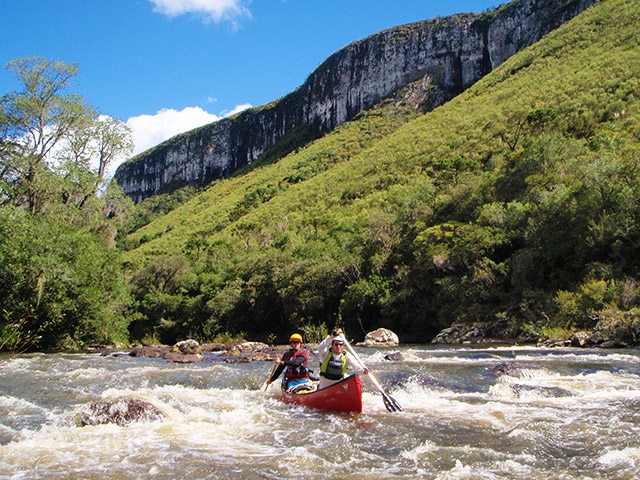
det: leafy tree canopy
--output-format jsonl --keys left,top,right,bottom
{"left": 0, "top": 57, "right": 132, "bottom": 351}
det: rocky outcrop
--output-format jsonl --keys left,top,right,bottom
{"left": 359, "top": 328, "right": 400, "bottom": 347}
{"left": 128, "top": 340, "right": 285, "bottom": 363}
{"left": 431, "top": 320, "right": 524, "bottom": 345}
{"left": 432, "top": 309, "right": 640, "bottom": 348}
{"left": 129, "top": 340, "right": 203, "bottom": 363}
{"left": 115, "top": 0, "right": 596, "bottom": 203}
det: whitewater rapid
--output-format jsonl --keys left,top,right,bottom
{"left": 1, "top": 345, "right": 639, "bottom": 479}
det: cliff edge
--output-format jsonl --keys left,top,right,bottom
{"left": 115, "top": 0, "right": 597, "bottom": 203}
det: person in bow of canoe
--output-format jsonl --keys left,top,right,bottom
{"left": 317, "top": 328, "right": 369, "bottom": 389}
{"left": 268, "top": 333, "right": 313, "bottom": 392}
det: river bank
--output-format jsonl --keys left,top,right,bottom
{"left": 430, "top": 309, "right": 640, "bottom": 349}
{"left": 22, "top": 310, "right": 635, "bottom": 365}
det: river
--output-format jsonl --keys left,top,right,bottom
{"left": 1, "top": 345, "right": 639, "bottom": 479}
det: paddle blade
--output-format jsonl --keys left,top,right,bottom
{"left": 381, "top": 392, "right": 403, "bottom": 412}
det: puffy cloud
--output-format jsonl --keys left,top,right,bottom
{"left": 126, "top": 106, "right": 220, "bottom": 156}
{"left": 107, "top": 103, "right": 254, "bottom": 176}
{"left": 148, "top": 0, "right": 250, "bottom": 22}
{"left": 221, "top": 103, "right": 252, "bottom": 117}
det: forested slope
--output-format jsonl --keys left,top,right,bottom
{"left": 121, "top": 0, "right": 640, "bottom": 345}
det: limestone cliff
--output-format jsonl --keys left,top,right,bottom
{"left": 115, "top": 0, "right": 597, "bottom": 203}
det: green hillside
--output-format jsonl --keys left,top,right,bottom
{"left": 121, "top": 0, "right": 640, "bottom": 345}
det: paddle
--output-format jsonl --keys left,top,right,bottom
{"left": 341, "top": 336, "right": 403, "bottom": 412}
{"left": 264, "top": 357, "right": 279, "bottom": 392}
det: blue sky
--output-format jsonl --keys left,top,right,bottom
{"left": 1, "top": 0, "right": 497, "bottom": 174}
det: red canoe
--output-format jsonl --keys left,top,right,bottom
{"left": 282, "top": 375, "right": 363, "bottom": 413}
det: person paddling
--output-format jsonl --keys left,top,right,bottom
{"left": 317, "top": 328, "right": 368, "bottom": 389}
{"left": 268, "top": 333, "right": 312, "bottom": 392}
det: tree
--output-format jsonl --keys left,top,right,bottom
{"left": 1, "top": 57, "right": 94, "bottom": 213}
{"left": 0, "top": 57, "right": 132, "bottom": 214}
{"left": 60, "top": 114, "right": 133, "bottom": 180}
{"left": 0, "top": 57, "right": 133, "bottom": 350}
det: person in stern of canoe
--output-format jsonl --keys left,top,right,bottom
{"left": 269, "top": 333, "right": 313, "bottom": 392}
{"left": 318, "top": 328, "right": 368, "bottom": 389}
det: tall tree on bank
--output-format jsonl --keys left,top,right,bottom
{"left": 0, "top": 57, "right": 132, "bottom": 214}
{"left": 0, "top": 57, "right": 133, "bottom": 351}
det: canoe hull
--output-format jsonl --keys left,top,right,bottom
{"left": 282, "top": 375, "right": 362, "bottom": 413}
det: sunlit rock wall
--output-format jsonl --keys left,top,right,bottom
{"left": 115, "top": 0, "right": 596, "bottom": 203}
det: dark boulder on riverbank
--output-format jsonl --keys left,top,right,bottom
{"left": 80, "top": 399, "right": 164, "bottom": 427}
{"left": 431, "top": 319, "right": 524, "bottom": 345}
{"left": 127, "top": 340, "right": 287, "bottom": 363}
{"left": 129, "top": 340, "right": 205, "bottom": 363}
{"left": 431, "top": 309, "right": 640, "bottom": 348}
{"left": 129, "top": 345, "right": 172, "bottom": 358}
{"left": 129, "top": 344, "right": 202, "bottom": 363}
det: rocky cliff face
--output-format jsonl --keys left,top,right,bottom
{"left": 115, "top": 0, "right": 597, "bottom": 203}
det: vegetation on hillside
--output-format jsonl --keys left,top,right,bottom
{"left": 118, "top": 0, "right": 640, "bottom": 345}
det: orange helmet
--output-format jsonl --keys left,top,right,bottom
{"left": 289, "top": 333, "right": 303, "bottom": 343}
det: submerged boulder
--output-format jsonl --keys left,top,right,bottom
{"left": 491, "top": 362, "right": 526, "bottom": 378}
{"left": 80, "top": 399, "right": 164, "bottom": 427}
{"left": 384, "top": 352, "right": 405, "bottom": 362}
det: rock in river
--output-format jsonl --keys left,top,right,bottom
{"left": 80, "top": 398, "right": 164, "bottom": 427}
{"left": 359, "top": 328, "right": 399, "bottom": 347}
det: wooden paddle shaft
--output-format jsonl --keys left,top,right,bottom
{"left": 264, "top": 358, "right": 278, "bottom": 391}
{"left": 342, "top": 338, "right": 387, "bottom": 395}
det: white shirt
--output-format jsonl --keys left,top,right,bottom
{"left": 317, "top": 335, "right": 364, "bottom": 389}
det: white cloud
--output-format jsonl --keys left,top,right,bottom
{"left": 110, "top": 103, "right": 253, "bottom": 176}
{"left": 221, "top": 103, "right": 252, "bottom": 117}
{"left": 126, "top": 106, "right": 220, "bottom": 156}
{"left": 149, "top": 0, "right": 251, "bottom": 22}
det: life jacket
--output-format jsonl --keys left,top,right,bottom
{"left": 320, "top": 352, "right": 347, "bottom": 380}
{"left": 284, "top": 350, "right": 310, "bottom": 381}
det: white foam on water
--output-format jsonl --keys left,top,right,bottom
{"left": 491, "top": 459, "right": 536, "bottom": 477}
{"left": 401, "top": 355, "right": 502, "bottom": 366}
{"left": 361, "top": 391, "right": 396, "bottom": 414}
{"left": 61, "top": 366, "right": 110, "bottom": 381}
{"left": 0, "top": 395, "right": 51, "bottom": 417}
{"left": 400, "top": 439, "right": 438, "bottom": 462}
{"left": 0, "top": 383, "right": 290, "bottom": 478}
{"left": 387, "top": 385, "right": 527, "bottom": 432}
{"left": 511, "top": 351, "right": 640, "bottom": 365}
{"left": 0, "top": 422, "right": 16, "bottom": 436}
{"left": 0, "top": 355, "right": 40, "bottom": 371}
{"left": 598, "top": 447, "right": 640, "bottom": 468}
{"left": 95, "top": 384, "right": 279, "bottom": 433}
{"left": 2, "top": 349, "right": 640, "bottom": 479}
{"left": 435, "top": 459, "right": 501, "bottom": 480}
{"left": 402, "top": 347, "right": 640, "bottom": 368}
{"left": 490, "top": 369, "right": 640, "bottom": 407}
